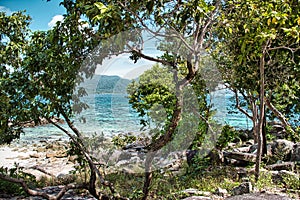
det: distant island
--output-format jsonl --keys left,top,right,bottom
{"left": 80, "top": 75, "right": 132, "bottom": 94}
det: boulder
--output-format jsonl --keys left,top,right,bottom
{"left": 272, "top": 170, "right": 299, "bottom": 185}
{"left": 232, "top": 182, "right": 252, "bottom": 195}
{"left": 30, "top": 153, "right": 41, "bottom": 158}
{"left": 214, "top": 187, "right": 228, "bottom": 197}
{"left": 270, "top": 139, "right": 294, "bottom": 161}
{"left": 46, "top": 150, "right": 67, "bottom": 158}
{"left": 181, "top": 188, "right": 211, "bottom": 197}
{"left": 291, "top": 142, "right": 300, "bottom": 162}
{"left": 208, "top": 149, "right": 224, "bottom": 164}
{"left": 181, "top": 196, "right": 211, "bottom": 200}
{"left": 266, "top": 162, "right": 295, "bottom": 171}
{"left": 223, "top": 151, "right": 256, "bottom": 162}
{"left": 226, "top": 192, "right": 292, "bottom": 200}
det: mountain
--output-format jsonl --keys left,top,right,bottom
{"left": 78, "top": 75, "right": 132, "bottom": 94}
{"left": 95, "top": 75, "right": 131, "bottom": 93}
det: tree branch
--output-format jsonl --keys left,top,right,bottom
{"left": 0, "top": 173, "right": 87, "bottom": 200}
{"left": 265, "top": 98, "right": 296, "bottom": 135}
{"left": 233, "top": 89, "right": 253, "bottom": 120}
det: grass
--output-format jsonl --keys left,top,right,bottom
{"left": 1, "top": 159, "right": 299, "bottom": 199}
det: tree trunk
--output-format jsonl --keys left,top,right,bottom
{"left": 142, "top": 151, "right": 155, "bottom": 200}
{"left": 262, "top": 110, "right": 267, "bottom": 156}
{"left": 255, "top": 46, "right": 267, "bottom": 182}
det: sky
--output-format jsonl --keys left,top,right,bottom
{"left": 0, "top": 0, "right": 66, "bottom": 31}
{"left": 0, "top": 0, "right": 158, "bottom": 78}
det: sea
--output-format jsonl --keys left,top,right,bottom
{"left": 21, "top": 89, "right": 252, "bottom": 142}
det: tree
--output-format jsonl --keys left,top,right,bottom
{"left": 0, "top": 11, "right": 31, "bottom": 144}
{"left": 0, "top": 8, "right": 124, "bottom": 199}
{"left": 214, "top": 0, "right": 300, "bottom": 180}
{"left": 55, "top": 0, "right": 222, "bottom": 198}
{"left": 0, "top": 0, "right": 222, "bottom": 198}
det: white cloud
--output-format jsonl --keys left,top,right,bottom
{"left": 48, "top": 15, "right": 64, "bottom": 28}
{"left": 0, "top": 6, "right": 13, "bottom": 15}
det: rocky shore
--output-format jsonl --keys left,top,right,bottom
{"left": 0, "top": 132, "right": 299, "bottom": 199}
{"left": 0, "top": 139, "right": 75, "bottom": 180}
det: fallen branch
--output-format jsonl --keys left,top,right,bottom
{"left": 0, "top": 173, "right": 87, "bottom": 200}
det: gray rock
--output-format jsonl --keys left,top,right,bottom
{"left": 226, "top": 192, "right": 292, "bottom": 200}
{"left": 271, "top": 139, "right": 294, "bottom": 161}
{"left": 266, "top": 162, "right": 295, "bottom": 171}
{"left": 181, "top": 188, "right": 211, "bottom": 196}
{"left": 108, "top": 150, "right": 122, "bottom": 162}
{"left": 272, "top": 170, "right": 299, "bottom": 184}
{"left": 181, "top": 196, "right": 211, "bottom": 200}
{"left": 223, "top": 151, "right": 256, "bottom": 162}
{"left": 249, "top": 144, "right": 258, "bottom": 154}
{"left": 291, "top": 142, "right": 300, "bottom": 162}
{"left": 30, "top": 153, "right": 41, "bottom": 158}
{"left": 232, "top": 182, "right": 252, "bottom": 195}
{"left": 214, "top": 187, "right": 228, "bottom": 197}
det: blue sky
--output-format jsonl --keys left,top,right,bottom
{"left": 0, "top": 0, "right": 158, "bottom": 78}
{"left": 0, "top": 0, "right": 66, "bottom": 30}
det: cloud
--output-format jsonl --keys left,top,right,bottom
{"left": 0, "top": 6, "right": 13, "bottom": 15}
{"left": 48, "top": 15, "right": 64, "bottom": 28}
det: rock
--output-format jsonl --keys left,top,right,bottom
{"left": 54, "top": 150, "right": 67, "bottom": 158}
{"left": 208, "top": 149, "right": 224, "bottom": 164}
{"left": 181, "top": 196, "right": 211, "bottom": 200}
{"left": 116, "top": 159, "right": 131, "bottom": 167}
{"left": 181, "top": 188, "right": 211, "bottom": 196}
{"left": 108, "top": 150, "right": 122, "bottom": 163}
{"left": 186, "top": 150, "right": 198, "bottom": 166}
{"left": 226, "top": 192, "right": 293, "bottom": 200}
{"left": 235, "top": 146, "right": 250, "bottom": 153}
{"left": 214, "top": 187, "right": 228, "bottom": 197}
{"left": 272, "top": 170, "right": 299, "bottom": 184}
{"left": 291, "top": 142, "right": 300, "bottom": 162}
{"left": 249, "top": 144, "right": 258, "bottom": 153}
{"left": 119, "top": 151, "right": 134, "bottom": 161}
{"left": 56, "top": 173, "right": 75, "bottom": 183}
{"left": 245, "top": 140, "right": 255, "bottom": 146}
{"left": 224, "top": 151, "right": 256, "bottom": 162}
{"left": 46, "top": 150, "right": 67, "bottom": 158}
{"left": 266, "top": 162, "right": 295, "bottom": 171}
{"left": 232, "top": 182, "right": 252, "bottom": 195}
{"left": 271, "top": 139, "right": 294, "bottom": 161}
{"left": 36, "top": 147, "right": 46, "bottom": 152}
{"left": 30, "top": 153, "right": 41, "bottom": 158}
{"left": 46, "top": 151, "right": 56, "bottom": 158}
{"left": 68, "top": 155, "right": 78, "bottom": 163}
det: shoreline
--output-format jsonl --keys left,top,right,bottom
{"left": 0, "top": 138, "right": 75, "bottom": 180}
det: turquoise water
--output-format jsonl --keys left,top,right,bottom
{"left": 21, "top": 90, "right": 251, "bottom": 141}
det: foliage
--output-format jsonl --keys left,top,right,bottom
{"left": 215, "top": 0, "right": 300, "bottom": 131}
{"left": 0, "top": 165, "right": 37, "bottom": 196}
{"left": 0, "top": 11, "right": 31, "bottom": 144}
{"left": 112, "top": 134, "right": 137, "bottom": 149}
{"left": 216, "top": 125, "right": 239, "bottom": 150}
{"left": 127, "top": 64, "right": 176, "bottom": 128}
{"left": 215, "top": 0, "right": 300, "bottom": 180}
{"left": 282, "top": 173, "right": 300, "bottom": 191}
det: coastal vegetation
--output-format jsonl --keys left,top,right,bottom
{"left": 0, "top": 0, "right": 299, "bottom": 199}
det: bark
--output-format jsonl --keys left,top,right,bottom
{"left": 265, "top": 98, "right": 296, "bottom": 135}
{"left": 255, "top": 43, "right": 268, "bottom": 182}
{"left": 47, "top": 117, "right": 117, "bottom": 199}
{"left": 142, "top": 151, "right": 156, "bottom": 200}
